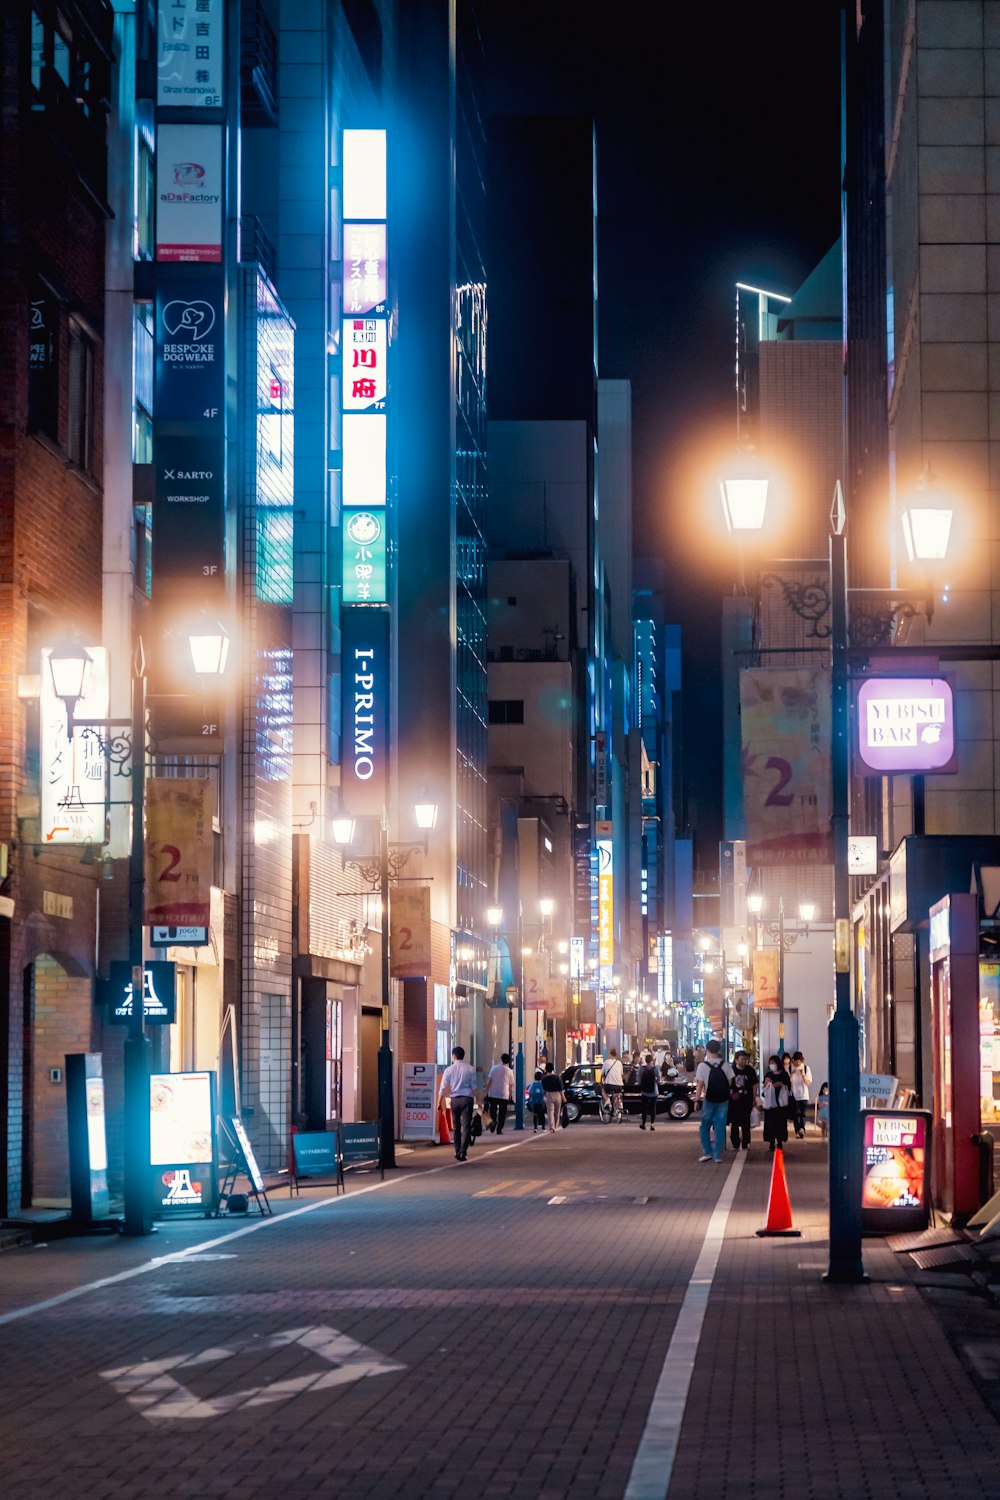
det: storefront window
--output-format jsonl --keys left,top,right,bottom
{"left": 979, "top": 963, "right": 1000, "bottom": 1124}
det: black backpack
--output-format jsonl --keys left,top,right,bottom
{"left": 705, "top": 1061, "right": 729, "bottom": 1103}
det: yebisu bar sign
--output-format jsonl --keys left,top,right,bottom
{"left": 856, "top": 677, "right": 955, "bottom": 773}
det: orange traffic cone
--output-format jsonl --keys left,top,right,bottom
{"left": 755, "top": 1146, "right": 801, "bottom": 1237}
{"left": 437, "top": 1100, "right": 452, "bottom": 1145}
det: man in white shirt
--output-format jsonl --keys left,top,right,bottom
{"left": 693, "top": 1039, "right": 734, "bottom": 1163}
{"left": 601, "top": 1048, "right": 625, "bottom": 1120}
{"left": 484, "top": 1052, "right": 515, "bottom": 1135}
{"left": 437, "top": 1046, "right": 480, "bottom": 1161}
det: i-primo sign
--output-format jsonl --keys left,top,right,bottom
{"left": 352, "top": 647, "right": 377, "bottom": 781}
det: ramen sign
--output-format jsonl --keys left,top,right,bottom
{"left": 856, "top": 677, "right": 955, "bottom": 773}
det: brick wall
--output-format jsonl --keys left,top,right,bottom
{"left": 30, "top": 955, "right": 96, "bottom": 1204}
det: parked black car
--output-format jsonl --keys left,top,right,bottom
{"left": 557, "top": 1064, "right": 695, "bottom": 1123}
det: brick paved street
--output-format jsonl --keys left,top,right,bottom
{"left": 0, "top": 1121, "right": 998, "bottom": 1499}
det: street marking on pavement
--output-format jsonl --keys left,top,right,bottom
{"left": 624, "top": 1151, "right": 746, "bottom": 1500}
{"left": 0, "top": 1135, "right": 539, "bottom": 1328}
{"left": 101, "top": 1324, "right": 404, "bottom": 1421}
{"left": 473, "top": 1178, "right": 548, "bottom": 1198}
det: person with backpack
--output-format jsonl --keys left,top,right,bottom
{"left": 789, "top": 1050, "right": 813, "bottom": 1138}
{"left": 637, "top": 1052, "right": 659, "bottom": 1131}
{"left": 694, "top": 1039, "right": 733, "bottom": 1162}
{"left": 527, "top": 1070, "right": 547, "bottom": 1133}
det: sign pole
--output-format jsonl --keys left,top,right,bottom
{"left": 123, "top": 663, "right": 153, "bottom": 1236}
{"left": 377, "top": 809, "right": 396, "bottom": 1170}
{"left": 825, "top": 509, "right": 866, "bottom": 1283}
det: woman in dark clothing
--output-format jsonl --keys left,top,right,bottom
{"left": 761, "top": 1054, "right": 791, "bottom": 1150}
{"left": 638, "top": 1053, "right": 659, "bottom": 1131}
{"left": 727, "top": 1050, "right": 758, "bottom": 1150}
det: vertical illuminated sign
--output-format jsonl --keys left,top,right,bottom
{"left": 341, "top": 129, "right": 388, "bottom": 601}
{"left": 340, "top": 607, "right": 390, "bottom": 817}
{"left": 597, "top": 820, "right": 613, "bottom": 968}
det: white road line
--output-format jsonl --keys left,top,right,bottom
{"left": 0, "top": 1135, "right": 538, "bottom": 1328}
{"left": 624, "top": 1152, "right": 746, "bottom": 1500}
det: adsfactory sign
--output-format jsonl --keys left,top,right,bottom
{"left": 856, "top": 677, "right": 954, "bottom": 773}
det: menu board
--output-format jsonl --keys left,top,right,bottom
{"left": 860, "top": 1109, "right": 931, "bottom": 1233}
{"left": 150, "top": 1072, "right": 217, "bottom": 1215}
{"left": 231, "top": 1116, "right": 264, "bottom": 1192}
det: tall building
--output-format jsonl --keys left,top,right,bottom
{"left": 844, "top": 0, "right": 1000, "bottom": 1104}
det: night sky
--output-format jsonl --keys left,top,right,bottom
{"left": 486, "top": 1, "right": 843, "bottom": 862}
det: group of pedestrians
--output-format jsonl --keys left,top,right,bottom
{"left": 693, "top": 1038, "right": 817, "bottom": 1163}
{"left": 437, "top": 1047, "right": 569, "bottom": 1161}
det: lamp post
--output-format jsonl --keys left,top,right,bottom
{"left": 722, "top": 462, "right": 953, "bottom": 1285}
{"left": 48, "top": 624, "right": 230, "bottom": 1235}
{"left": 335, "top": 796, "right": 438, "bottom": 1171}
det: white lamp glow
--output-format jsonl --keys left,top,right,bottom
{"left": 747, "top": 892, "right": 764, "bottom": 916}
{"left": 189, "top": 624, "right": 230, "bottom": 676}
{"left": 720, "top": 476, "right": 769, "bottom": 533}
{"left": 331, "top": 815, "right": 356, "bottom": 846}
{"left": 486, "top": 905, "right": 503, "bottom": 929}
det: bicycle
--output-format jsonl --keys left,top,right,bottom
{"left": 599, "top": 1087, "right": 625, "bottom": 1123}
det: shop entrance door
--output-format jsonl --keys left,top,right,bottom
{"left": 360, "top": 1008, "right": 380, "bottom": 1122}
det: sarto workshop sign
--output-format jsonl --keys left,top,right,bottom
{"left": 856, "top": 677, "right": 955, "bottom": 773}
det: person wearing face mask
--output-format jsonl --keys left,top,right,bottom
{"left": 761, "top": 1054, "right": 791, "bottom": 1151}
{"left": 727, "top": 1050, "right": 758, "bottom": 1151}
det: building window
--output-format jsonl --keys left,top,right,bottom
{"left": 67, "top": 321, "right": 95, "bottom": 472}
{"left": 488, "top": 699, "right": 524, "bottom": 725}
{"left": 434, "top": 983, "right": 451, "bottom": 1066}
{"left": 28, "top": 284, "right": 58, "bottom": 439}
{"left": 135, "top": 137, "right": 155, "bottom": 260}
{"left": 133, "top": 302, "right": 153, "bottom": 459}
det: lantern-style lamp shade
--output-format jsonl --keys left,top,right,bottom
{"left": 486, "top": 905, "right": 503, "bottom": 929}
{"left": 189, "top": 624, "right": 230, "bottom": 676}
{"left": 798, "top": 901, "right": 816, "bottom": 924}
{"left": 747, "top": 892, "right": 764, "bottom": 916}
{"left": 331, "top": 815, "right": 356, "bottom": 846}
{"left": 48, "top": 641, "right": 92, "bottom": 706}
{"left": 539, "top": 896, "right": 555, "bottom": 918}
{"left": 720, "top": 476, "right": 769, "bottom": 533}
{"left": 737, "top": 941, "right": 749, "bottom": 959}
{"left": 901, "top": 500, "right": 953, "bottom": 563}
{"left": 414, "top": 797, "right": 438, "bottom": 831}
{"left": 698, "top": 934, "right": 712, "bottom": 952}
{"left": 703, "top": 961, "right": 714, "bottom": 975}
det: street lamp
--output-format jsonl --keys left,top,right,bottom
{"left": 334, "top": 795, "right": 437, "bottom": 1169}
{"left": 724, "top": 470, "right": 952, "bottom": 1284}
{"left": 48, "top": 628, "right": 229, "bottom": 1236}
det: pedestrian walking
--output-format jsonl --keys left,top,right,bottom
{"left": 728, "top": 1049, "right": 758, "bottom": 1151}
{"left": 683, "top": 1045, "right": 695, "bottom": 1075}
{"left": 437, "top": 1045, "right": 480, "bottom": 1162}
{"left": 816, "top": 1080, "right": 830, "bottom": 1139}
{"left": 761, "top": 1054, "right": 791, "bottom": 1151}
{"left": 694, "top": 1044, "right": 706, "bottom": 1071}
{"left": 694, "top": 1039, "right": 733, "bottom": 1162}
{"left": 638, "top": 1052, "right": 659, "bottom": 1130}
{"left": 527, "top": 1070, "right": 547, "bottom": 1132}
{"left": 484, "top": 1052, "right": 515, "bottom": 1134}
{"left": 789, "top": 1050, "right": 813, "bottom": 1138}
{"left": 541, "top": 1061, "right": 564, "bottom": 1133}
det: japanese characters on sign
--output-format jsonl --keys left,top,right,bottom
{"left": 157, "top": 0, "right": 224, "bottom": 108}
{"left": 150, "top": 1071, "right": 218, "bottom": 1216}
{"left": 108, "top": 961, "right": 177, "bottom": 1025}
{"left": 342, "top": 223, "right": 387, "bottom": 315}
{"left": 342, "top": 318, "right": 387, "bottom": 411}
{"left": 40, "top": 646, "right": 111, "bottom": 846}
{"left": 342, "top": 508, "right": 387, "bottom": 603}
{"left": 740, "top": 667, "right": 833, "bottom": 866}
{"left": 144, "top": 778, "right": 213, "bottom": 926}
{"left": 597, "top": 821, "right": 614, "bottom": 967}
{"left": 860, "top": 1109, "right": 931, "bottom": 1232}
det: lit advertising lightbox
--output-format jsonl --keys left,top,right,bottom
{"left": 342, "top": 414, "right": 386, "bottom": 508}
{"left": 343, "top": 223, "right": 387, "bottom": 314}
{"left": 339, "top": 607, "right": 390, "bottom": 817}
{"left": 342, "top": 509, "right": 387, "bottom": 603}
{"left": 342, "top": 318, "right": 387, "bottom": 410}
{"left": 860, "top": 1108, "right": 931, "bottom": 1233}
{"left": 157, "top": 0, "right": 224, "bottom": 107}
{"left": 597, "top": 821, "right": 613, "bottom": 966}
{"left": 150, "top": 1071, "right": 218, "bottom": 1215}
{"left": 65, "top": 1053, "right": 110, "bottom": 1222}
{"left": 856, "top": 677, "right": 955, "bottom": 773}
{"left": 108, "top": 961, "right": 177, "bottom": 1025}
{"left": 156, "top": 124, "right": 223, "bottom": 264}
